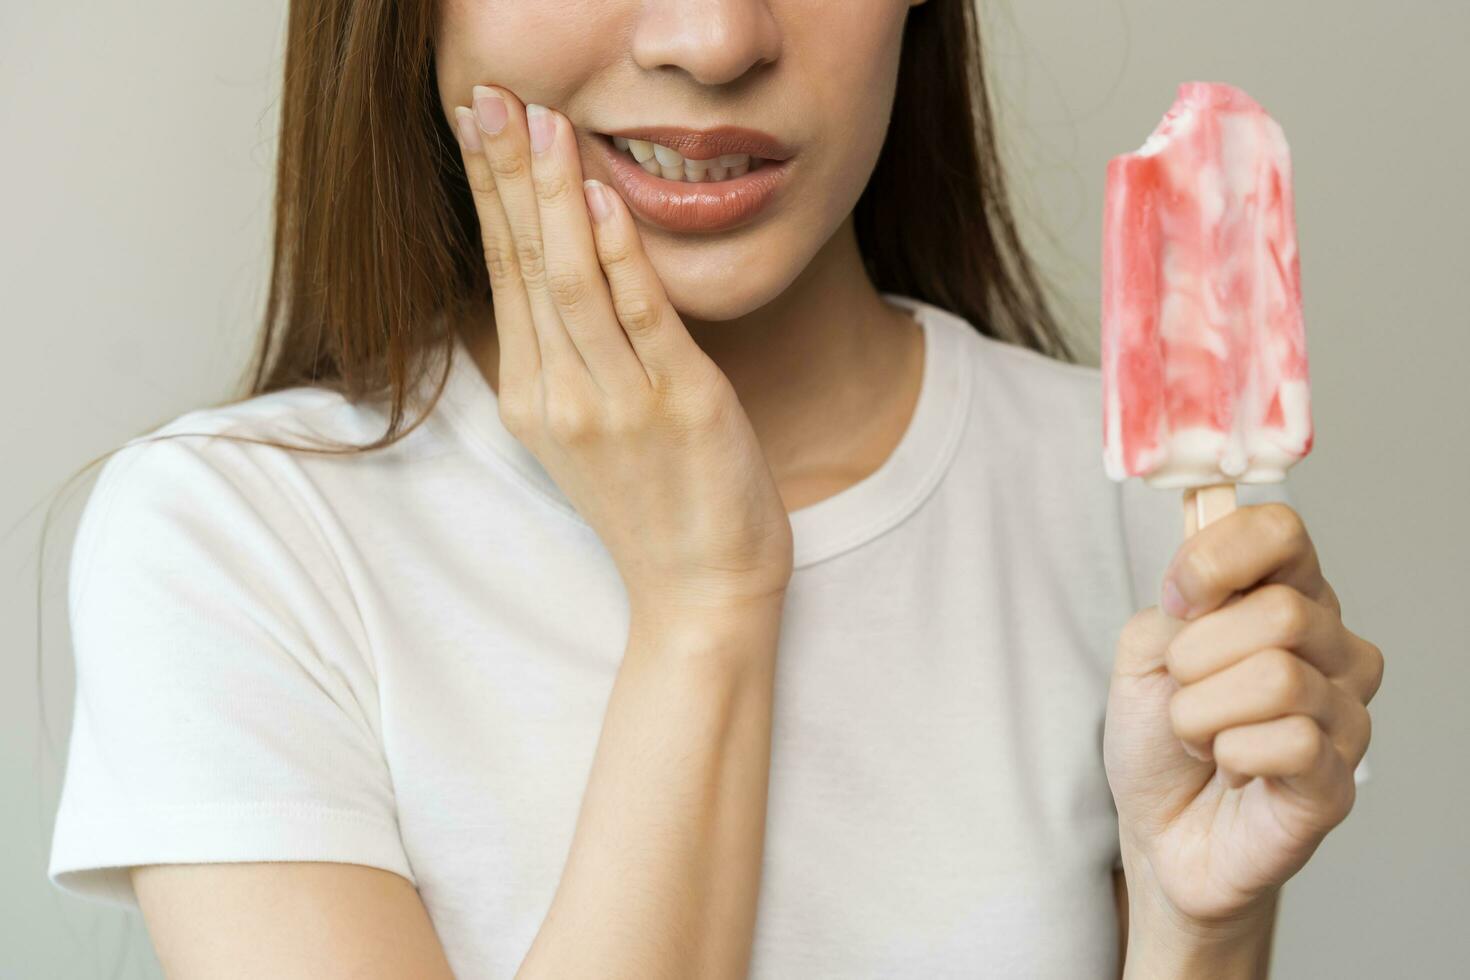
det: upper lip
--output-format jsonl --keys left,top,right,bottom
{"left": 595, "top": 125, "right": 795, "bottom": 162}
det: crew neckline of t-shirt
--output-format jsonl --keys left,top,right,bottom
{"left": 426, "top": 292, "right": 973, "bottom": 570}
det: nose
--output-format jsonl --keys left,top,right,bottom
{"left": 631, "top": 0, "right": 782, "bottom": 86}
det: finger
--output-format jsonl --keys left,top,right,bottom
{"left": 1331, "top": 697, "right": 1373, "bottom": 769}
{"left": 1212, "top": 714, "right": 1356, "bottom": 818}
{"left": 523, "top": 104, "right": 645, "bottom": 394}
{"left": 1352, "top": 634, "right": 1385, "bottom": 706}
{"left": 1163, "top": 502, "right": 1324, "bottom": 620}
{"left": 1219, "top": 764, "right": 1252, "bottom": 790}
{"left": 582, "top": 179, "right": 702, "bottom": 390}
{"left": 472, "top": 85, "right": 584, "bottom": 377}
{"left": 1169, "top": 647, "right": 1340, "bottom": 758}
{"left": 453, "top": 104, "right": 540, "bottom": 393}
{"left": 1219, "top": 684, "right": 1372, "bottom": 772}
{"left": 1165, "top": 583, "right": 1348, "bottom": 685}
{"left": 1317, "top": 577, "right": 1343, "bottom": 620}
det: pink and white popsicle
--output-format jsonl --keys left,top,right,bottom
{"left": 1101, "top": 81, "right": 1312, "bottom": 494}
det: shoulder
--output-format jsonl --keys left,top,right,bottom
{"left": 50, "top": 390, "right": 416, "bottom": 911}
{"left": 78, "top": 388, "right": 347, "bottom": 549}
{"left": 69, "top": 384, "right": 420, "bottom": 619}
{"left": 89, "top": 376, "right": 446, "bottom": 507}
{"left": 126, "top": 382, "right": 395, "bottom": 460}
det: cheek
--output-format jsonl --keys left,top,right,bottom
{"left": 791, "top": 2, "right": 908, "bottom": 195}
{"left": 434, "top": 0, "right": 601, "bottom": 108}
{"left": 777, "top": 9, "right": 906, "bottom": 234}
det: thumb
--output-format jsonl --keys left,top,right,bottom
{"left": 1112, "top": 605, "right": 1187, "bottom": 679}
{"left": 1106, "top": 606, "right": 1216, "bottom": 831}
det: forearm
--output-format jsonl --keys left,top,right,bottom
{"left": 515, "top": 597, "right": 784, "bottom": 980}
{"left": 1121, "top": 853, "right": 1278, "bottom": 980}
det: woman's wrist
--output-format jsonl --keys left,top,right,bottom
{"left": 628, "top": 590, "right": 787, "bottom": 672}
{"left": 1121, "top": 846, "right": 1278, "bottom": 979}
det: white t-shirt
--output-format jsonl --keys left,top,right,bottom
{"left": 49, "top": 292, "right": 1365, "bottom": 978}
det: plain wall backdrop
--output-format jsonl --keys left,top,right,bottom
{"left": 3, "top": 1, "right": 1466, "bottom": 976}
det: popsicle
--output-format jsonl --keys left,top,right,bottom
{"left": 1100, "top": 81, "right": 1312, "bottom": 534}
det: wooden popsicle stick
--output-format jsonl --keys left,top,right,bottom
{"left": 1182, "top": 483, "right": 1238, "bottom": 537}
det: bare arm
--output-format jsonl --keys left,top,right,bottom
{"left": 132, "top": 861, "right": 456, "bottom": 979}
{"left": 517, "top": 599, "right": 781, "bottom": 979}
{"left": 132, "top": 597, "right": 782, "bottom": 979}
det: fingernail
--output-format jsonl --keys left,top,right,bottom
{"left": 1161, "top": 578, "right": 1190, "bottom": 619}
{"left": 453, "top": 106, "right": 481, "bottom": 151}
{"left": 527, "top": 104, "right": 554, "bottom": 154}
{"left": 584, "top": 180, "right": 611, "bottom": 222}
{"left": 473, "top": 86, "right": 507, "bottom": 135}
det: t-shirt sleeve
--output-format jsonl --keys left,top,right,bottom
{"left": 48, "top": 433, "right": 415, "bottom": 910}
{"left": 1117, "top": 479, "right": 1370, "bottom": 787}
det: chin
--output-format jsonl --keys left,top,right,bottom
{"left": 643, "top": 231, "right": 816, "bottom": 324}
{"left": 659, "top": 272, "right": 797, "bottom": 323}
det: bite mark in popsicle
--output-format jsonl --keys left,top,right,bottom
{"left": 1101, "top": 81, "right": 1312, "bottom": 505}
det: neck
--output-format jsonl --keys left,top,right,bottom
{"left": 456, "top": 214, "right": 922, "bottom": 486}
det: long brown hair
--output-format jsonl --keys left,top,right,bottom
{"left": 36, "top": 0, "right": 1071, "bottom": 748}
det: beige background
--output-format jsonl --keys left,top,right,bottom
{"left": 3, "top": 1, "right": 1465, "bottom": 976}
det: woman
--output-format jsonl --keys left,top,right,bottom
{"left": 47, "top": 0, "right": 1381, "bottom": 976}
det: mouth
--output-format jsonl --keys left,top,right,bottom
{"left": 587, "top": 128, "right": 795, "bottom": 234}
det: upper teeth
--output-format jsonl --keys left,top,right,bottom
{"left": 611, "top": 135, "right": 762, "bottom": 182}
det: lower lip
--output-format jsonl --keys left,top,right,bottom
{"left": 594, "top": 136, "right": 794, "bottom": 234}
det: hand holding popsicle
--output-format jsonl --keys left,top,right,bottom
{"left": 1104, "top": 503, "right": 1382, "bottom": 960}
{"left": 1098, "top": 83, "right": 1384, "bottom": 959}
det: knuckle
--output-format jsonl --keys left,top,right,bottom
{"left": 648, "top": 357, "right": 723, "bottom": 424}
{"left": 489, "top": 152, "right": 529, "bottom": 181}
{"left": 1335, "top": 774, "right": 1357, "bottom": 822}
{"left": 544, "top": 397, "right": 594, "bottom": 443}
{"left": 534, "top": 169, "right": 574, "bottom": 206}
{"left": 1320, "top": 580, "right": 1343, "bottom": 618}
{"left": 1261, "top": 648, "right": 1306, "bottom": 705}
{"left": 1364, "top": 641, "right": 1385, "bottom": 697}
{"left": 614, "top": 291, "right": 663, "bottom": 335}
{"left": 482, "top": 238, "right": 520, "bottom": 289}
{"left": 546, "top": 268, "right": 591, "bottom": 311}
{"left": 1263, "top": 584, "right": 1310, "bottom": 644}
{"left": 497, "top": 398, "right": 531, "bottom": 436}
{"left": 1163, "top": 631, "right": 1196, "bottom": 681}
{"left": 1350, "top": 700, "right": 1373, "bottom": 754}
{"left": 1178, "top": 544, "right": 1219, "bottom": 594}
{"left": 1280, "top": 714, "right": 1323, "bottom": 766}
{"left": 1262, "top": 502, "right": 1308, "bottom": 553}
{"left": 603, "top": 398, "right": 651, "bottom": 437}
{"left": 467, "top": 165, "right": 497, "bottom": 197}
{"left": 596, "top": 235, "right": 636, "bottom": 269}
{"left": 664, "top": 377, "right": 725, "bottom": 433}
{"left": 515, "top": 237, "right": 547, "bottom": 285}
